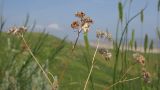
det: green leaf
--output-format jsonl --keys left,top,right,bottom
{"left": 118, "top": 2, "right": 123, "bottom": 22}
{"left": 158, "top": 0, "right": 160, "bottom": 12}
{"left": 140, "top": 10, "right": 144, "bottom": 23}
{"left": 129, "top": 29, "right": 135, "bottom": 49}
{"left": 134, "top": 40, "right": 137, "bottom": 51}
{"left": 23, "top": 14, "right": 30, "bottom": 27}
{"left": 149, "top": 39, "right": 154, "bottom": 51}
{"left": 144, "top": 34, "right": 148, "bottom": 53}
{"left": 157, "top": 27, "right": 160, "bottom": 40}
{"left": 83, "top": 32, "right": 90, "bottom": 52}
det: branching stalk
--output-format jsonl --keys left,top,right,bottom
{"left": 105, "top": 77, "right": 140, "bottom": 90}
{"left": 83, "top": 39, "right": 99, "bottom": 90}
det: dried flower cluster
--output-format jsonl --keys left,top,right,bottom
{"left": 71, "top": 11, "right": 93, "bottom": 32}
{"left": 8, "top": 26, "right": 27, "bottom": 36}
{"left": 98, "top": 48, "right": 112, "bottom": 60}
{"left": 96, "top": 30, "right": 112, "bottom": 40}
{"left": 142, "top": 68, "right": 151, "bottom": 83}
{"left": 133, "top": 53, "right": 145, "bottom": 66}
{"left": 133, "top": 53, "right": 151, "bottom": 83}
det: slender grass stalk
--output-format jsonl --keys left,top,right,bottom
{"left": 84, "top": 32, "right": 90, "bottom": 52}
{"left": 72, "top": 29, "right": 82, "bottom": 52}
{"left": 83, "top": 39, "right": 99, "bottom": 90}
{"left": 105, "top": 77, "right": 140, "bottom": 90}
{"left": 119, "top": 64, "right": 134, "bottom": 81}
{"left": 20, "top": 34, "right": 53, "bottom": 87}
{"left": 113, "top": 7, "right": 147, "bottom": 89}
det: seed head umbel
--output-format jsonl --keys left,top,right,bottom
{"left": 75, "top": 11, "right": 85, "bottom": 18}
{"left": 82, "top": 23, "right": 90, "bottom": 32}
{"left": 71, "top": 21, "right": 80, "bottom": 29}
{"left": 8, "top": 26, "right": 27, "bottom": 36}
{"left": 133, "top": 53, "right": 145, "bottom": 66}
{"left": 96, "top": 30, "right": 112, "bottom": 41}
{"left": 71, "top": 11, "right": 93, "bottom": 33}
{"left": 142, "top": 68, "right": 151, "bottom": 83}
{"left": 98, "top": 48, "right": 112, "bottom": 60}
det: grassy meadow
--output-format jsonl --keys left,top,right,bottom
{"left": 0, "top": 0, "right": 160, "bottom": 90}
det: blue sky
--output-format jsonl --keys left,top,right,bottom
{"left": 1, "top": 0, "right": 160, "bottom": 41}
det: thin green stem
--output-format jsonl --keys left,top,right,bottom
{"left": 83, "top": 39, "right": 99, "bottom": 90}
{"left": 105, "top": 77, "right": 140, "bottom": 90}
{"left": 119, "top": 63, "right": 135, "bottom": 81}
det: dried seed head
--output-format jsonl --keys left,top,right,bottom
{"left": 82, "top": 23, "right": 90, "bottom": 32}
{"left": 8, "top": 26, "right": 27, "bottom": 35}
{"left": 82, "top": 16, "right": 93, "bottom": 24}
{"left": 133, "top": 53, "right": 145, "bottom": 66}
{"left": 71, "top": 11, "right": 93, "bottom": 33}
{"left": 75, "top": 11, "right": 85, "bottom": 18}
{"left": 98, "top": 48, "right": 108, "bottom": 54}
{"left": 104, "top": 31, "right": 112, "bottom": 41}
{"left": 71, "top": 21, "right": 80, "bottom": 29}
{"left": 104, "top": 52, "right": 112, "bottom": 60}
{"left": 96, "top": 31, "right": 104, "bottom": 38}
{"left": 96, "top": 30, "right": 112, "bottom": 40}
{"left": 8, "top": 26, "right": 18, "bottom": 35}
{"left": 142, "top": 68, "right": 151, "bottom": 83}
{"left": 98, "top": 48, "right": 112, "bottom": 60}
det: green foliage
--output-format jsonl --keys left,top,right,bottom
{"left": 158, "top": 0, "right": 160, "bottom": 12}
{"left": 140, "top": 10, "right": 144, "bottom": 23}
{"left": 0, "top": 16, "right": 5, "bottom": 32}
{"left": 157, "top": 27, "right": 160, "bottom": 40}
{"left": 149, "top": 39, "right": 154, "bottom": 51}
{"left": 118, "top": 2, "right": 123, "bottom": 22}
{"left": 0, "top": 1, "right": 160, "bottom": 90}
{"left": 129, "top": 29, "right": 135, "bottom": 49}
{"left": 144, "top": 34, "right": 148, "bottom": 53}
{"left": 83, "top": 32, "right": 90, "bottom": 52}
{"left": 134, "top": 40, "right": 137, "bottom": 51}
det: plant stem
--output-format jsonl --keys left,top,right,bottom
{"left": 83, "top": 39, "right": 99, "bottom": 90}
{"left": 20, "top": 34, "right": 53, "bottom": 87}
{"left": 119, "top": 63, "right": 135, "bottom": 81}
{"left": 72, "top": 29, "right": 82, "bottom": 52}
{"left": 105, "top": 77, "right": 140, "bottom": 90}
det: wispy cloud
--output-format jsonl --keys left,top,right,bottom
{"left": 35, "top": 23, "right": 61, "bottom": 30}
{"left": 47, "top": 23, "right": 60, "bottom": 30}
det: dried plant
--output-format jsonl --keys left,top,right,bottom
{"left": 8, "top": 26, "right": 56, "bottom": 89}
{"left": 71, "top": 11, "right": 93, "bottom": 51}
{"left": 133, "top": 53, "right": 145, "bottom": 66}
{"left": 84, "top": 29, "right": 112, "bottom": 90}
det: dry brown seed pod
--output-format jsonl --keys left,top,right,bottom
{"left": 71, "top": 21, "right": 80, "bottom": 29}
{"left": 75, "top": 11, "right": 85, "bottom": 18}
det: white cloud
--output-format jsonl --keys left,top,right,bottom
{"left": 47, "top": 23, "right": 60, "bottom": 30}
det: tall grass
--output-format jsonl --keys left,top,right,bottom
{"left": 0, "top": 0, "right": 160, "bottom": 90}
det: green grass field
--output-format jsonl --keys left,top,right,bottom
{"left": 0, "top": 1, "right": 160, "bottom": 89}
{"left": 0, "top": 32, "right": 159, "bottom": 90}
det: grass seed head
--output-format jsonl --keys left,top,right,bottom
{"left": 142, "top": 68, "right": 151, "bottom": 83}
{"left": 8, "top": 26, "right": 27, "bottom": 36}
{"left": 75, "top": 11, "right": 85, "bottom": 18}
{"left": 96, "top": 30, "right": 112, "bottom": 41}
{"left": 98, "top": 48, "right": 112, "bottom": 60}
{"left": 133, "top": 53, "right": 145, "bottom": 66}
{"left": 71, "top": 20, "right": 80, "bottom": 29}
